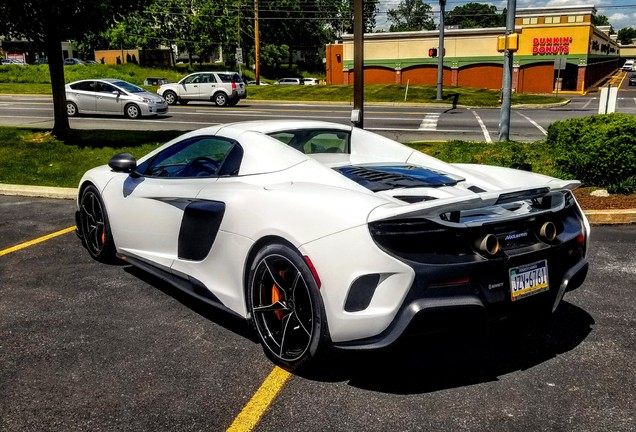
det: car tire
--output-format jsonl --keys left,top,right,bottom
{"left": 247, "top": 243, "right": 330, "bottom": 372}
{"left": 213, "top": 92, "right": 228, "bottom": 107}
{"left": 67, "top": 101, "right": 79, "bottom": 117}
{"left": 124, "top": 103, "right": 141, "bottom": 119}
{"left": 78, "top": 185, "right": 119, "bottom": 263}
{"left": 163, "top": 91, "right": 178, "bottom": 105}
{"left": 228, "top": 99, "right": 239, "bottom": 107}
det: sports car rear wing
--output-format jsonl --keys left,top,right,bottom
{"left": 368, "top": 182, "right": 581, "bottom": 227}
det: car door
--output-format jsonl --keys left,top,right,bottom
{"left": 101, "top": 135, "right": 241, "bottom": 269}
{"left": 177, "top": 74, "right": 202, "bottom": 100}
{"left": 197, "top": 73, "right": 217, "bottom": 101}
{"left": 94, "top": 81, "right": 123, "bottom": 115}
{"left": 68, "top": 81, "right": 97, "bottom": 112}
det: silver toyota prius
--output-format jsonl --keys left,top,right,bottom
{"left": 66, "top": 79, "right": 168, "bottom": 119}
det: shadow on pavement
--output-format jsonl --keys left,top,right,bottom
{"left": 304, "top": 301, "right": 595, "bottom": 394}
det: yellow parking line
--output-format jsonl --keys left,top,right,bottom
{"left": 226, "top": 367, "right": 291, "bottom": 432}
{"left": 0, "top": 226, "right": 76, "bottom": 257}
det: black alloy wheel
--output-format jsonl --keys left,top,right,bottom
{"left": 248, "top": 243, "right": 329, "bottom": 371}
{"left": 78, "top": 185, "right": 118, "bottom": 263}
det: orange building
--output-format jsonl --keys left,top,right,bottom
{"left": 325, "top": 5, "right": 619, "bottom": 94}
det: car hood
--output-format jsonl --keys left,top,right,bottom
{"left": 135, "top": 91, "right": 165, "bottom": 102}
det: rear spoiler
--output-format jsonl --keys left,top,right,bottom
{"left": 368, "top": 182, "right": 579, "bottom": 225}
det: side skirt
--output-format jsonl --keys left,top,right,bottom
{"left": 119, "top": 253, "right": 246, "bottom": 321}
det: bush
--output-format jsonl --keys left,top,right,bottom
{"left": 546, "top": 113, "right": 636, "bottom": 193}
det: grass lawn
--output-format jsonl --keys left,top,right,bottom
{"left": 0, "top": 128, "right": 182, "bottom": 188}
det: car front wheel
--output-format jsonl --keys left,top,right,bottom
{"left": 124, "top": 103, "right": 141, "bottom": 119}
{"left": 247, "top": 243, "right": 329, "bottom": 372}
{"left": 213, "top": 92, "right": 228, "bottom": 107}
{"left": 163, "top": 91, "right": 178, "bottom": 105}
{"left": 78, "top": 185, "right": 118, "bottom": 263}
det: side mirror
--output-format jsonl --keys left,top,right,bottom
{"left": 109, "top": 152, "right": 137, "bottom": 173}
{"left": 112, "top": 90, "right": 120, "bottom": 96}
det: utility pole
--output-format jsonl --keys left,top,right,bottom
{"left": 436, "top": 0, "right": 446, "bottom": 100}
{"left": 352, "top": 0, "right": 364, "bottom": 127}
{"left": 254, "top": 0, "right": 260, "bottom": 84}
{"left": 498, "top": 0, "right": 516, "bottom": 142}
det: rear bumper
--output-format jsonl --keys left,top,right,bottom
{"left": 334, "top": 255, "right": 588, "bottom": 351}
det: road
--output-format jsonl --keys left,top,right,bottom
{"left": 1, "top": 82, "right": 635, "bottom": 142}
{"left": 1, "top": 196, "right": 635, "bottom": 431}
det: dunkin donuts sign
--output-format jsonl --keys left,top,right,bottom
{"left": 532, "top": 37, "right": 572, "bottom": 55}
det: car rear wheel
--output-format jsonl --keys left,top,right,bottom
{"left": 78, "top": 185, "right": 118, "bottom": 263}
{"left": 247, "top": 243, "right": 329, "bottom": 372}
{"left": 124, "top": 103, "right": 141, "bottom": 119}
{"left": 213, "top": 92, "right": 228, "bottom": 107}
{"left": 67, "top": 101, "right": 79, "bottom": 117}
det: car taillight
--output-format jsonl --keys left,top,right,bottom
{"left": 232, "top": 82, "right": 236, "bottom": 90}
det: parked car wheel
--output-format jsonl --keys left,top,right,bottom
{"left": 247, "top": 243, "right": 329, "bottom": 372}
{"left": 213, "top": 92, "right": 228, "bottom": 107}
{"left": 163, "top": 91, "right": 178, "bottom": 105}
{"left": 124, "top": 103, "right": 141, "bottom": 119}
{"left": 67, "top": 101, "right": 79, "bottom": 117}
{"left": 78, "top": 185, "right": 118, "bottom": 263}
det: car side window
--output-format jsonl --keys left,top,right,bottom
{"left": 183, "top": 75, "right": 201, "bottom": 84}
{"left": 268, "top": 130, "right": 350, "bottom": 154}
{"left": 96, "top": 82, "right": 117, "bottom": 93}
{"left": 140, "top": 136, "right": 242, "bottom": 178}
{"left": 71, "top": 81, "right": 96, "bottom": 92}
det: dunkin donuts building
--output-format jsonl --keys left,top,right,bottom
{"left": 325, "top": 5, "right": 619, "bottom": 94}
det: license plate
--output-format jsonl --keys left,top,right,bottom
{"left": 509, "top": 260, "right": 549, "bottom": 302}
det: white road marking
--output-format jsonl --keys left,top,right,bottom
{"left": 516, "top": 111, "right": 547, "bottom": 135}
{"left": 582, "top": 98, "right": 595, "bottom": 110}
{"left": 470, "top": 109, "right": 492, "bottom": 143}
{"left": 419, "top": 113, "right": 440, "bottom": 130}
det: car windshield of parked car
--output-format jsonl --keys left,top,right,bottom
{"left": 139, "top": 136, "right": 241, "bottom": 178}
{"left": 268, "top": 129, "right": 350, "bottom": 154}
{"left": 111, "top": 80, "right": 145, "bottom": 93}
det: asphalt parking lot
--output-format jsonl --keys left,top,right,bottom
{"left": 1, "top": 195, "right": 635, "bottom": 431}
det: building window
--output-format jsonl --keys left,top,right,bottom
{"left": 522, "top": 17, "right": 539, "bottom": 25}
{"left": 544, "top": 16, "right": 560, "bottom": 24}
{"left": 567, "top": 15, "right": 584, "bottom": 23}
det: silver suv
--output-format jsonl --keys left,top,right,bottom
{"left": 157, "top": 71, "right": 247, "bottom": 107}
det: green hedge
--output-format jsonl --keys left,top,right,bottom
{"left": 546, "top": 113, "right": 636, "bottom": 193}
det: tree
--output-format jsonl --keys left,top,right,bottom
{"left": 0, "top": 0, "right": 148, "bottom": 136}
{"left": 325, "top": 0, "right": 379, "bottom": 36}
{"left": 617, "top": 27, "right": 636, "bottom": 45}
{"left": 445, "top": 2, "right": 505, "bottom": 29}
{"left": 592, "top": 14, "right": 614, "bottom": 33}
{"left": 387, "top": 0, "right": 435, "bottom": 32}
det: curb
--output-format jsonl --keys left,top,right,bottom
{"left": 0, "top": 184, "right": 76, "bottom": 200}
{"left": 1, "top": 184, "right": 634, "bottom": 225}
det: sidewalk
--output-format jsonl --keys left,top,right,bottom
{"left": 1, "top": 183, "right": 634, "bottom": 225}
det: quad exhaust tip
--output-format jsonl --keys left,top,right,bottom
{"left": 476, "top": 234, "right": 499, "bottom": 256}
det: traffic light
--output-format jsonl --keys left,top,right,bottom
{"left": 428, "top": 48, "right": 438, "bottom": 58}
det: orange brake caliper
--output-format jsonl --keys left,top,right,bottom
{"left": 271, "top": 270, "right": 286, "bottom": 320}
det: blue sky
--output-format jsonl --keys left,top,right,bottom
{"left": 376, "top": 1, "right": 636, "bottom": 31}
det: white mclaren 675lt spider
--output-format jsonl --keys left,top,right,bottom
{"left": 76, "top": 120, "right": 590, "bottom": 371}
